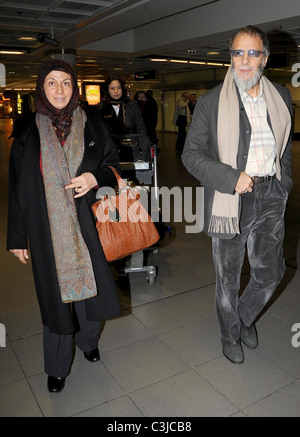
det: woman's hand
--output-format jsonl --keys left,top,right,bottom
{"left": 65, "top": 172, "right": 98, "bottom": 198}
{"left": 9, "top": 249, "right": 29, "bottom": 264}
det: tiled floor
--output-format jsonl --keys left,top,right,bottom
{"left": 0, "top": 118, "right": 299, "bottom": 417}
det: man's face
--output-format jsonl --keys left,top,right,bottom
{"left": 190, "top": 94, "right": 196, "bottom": 103}
{"left": 137, "top": 92, "right": 147, "bottom": 102}
{"left": 231, "top": 33, "right": 268, "bottom": 93}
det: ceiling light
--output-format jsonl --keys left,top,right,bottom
{"left": 0, "top": 50, "right": 27, "bottom": 55}
{"left": 150, "top": 59, "right": 168, "bottom": 62}
{"left": 170, "top": 59, "right": 188, "bottom": 63}
{"left": 206, "top": 51, "right": 221, "bottom": 55}
{"left": 207, "top": 62, "right": 224, "bottom": 66}
{"left": 18, "top": 37, "right": 36, "bottom": 41}
{"left": 189, "top": 61, "right": 206, "bottom": 65}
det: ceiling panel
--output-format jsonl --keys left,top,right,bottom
{"left": 0, "top": 0, "right": 299, "bottom": 90}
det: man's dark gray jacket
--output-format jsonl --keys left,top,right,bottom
{"left": 181, "top": 79, "right": 293, "bottom": 239}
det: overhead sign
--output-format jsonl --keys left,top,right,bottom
{"left": 84, "top": 83, "right": 101, "bottom": 105}
{"left": 135, "top": 69, "right": 157, "bottom": 81}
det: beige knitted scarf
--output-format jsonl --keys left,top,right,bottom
{"left": 208, "top": 68, "right": 292, "bottom": 236}
{"left": 36, "top": 107, "right": 97, "bottom": 303}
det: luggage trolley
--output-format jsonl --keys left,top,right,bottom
{"left": 112, "top": 134, "right": 159, "bottom": 285}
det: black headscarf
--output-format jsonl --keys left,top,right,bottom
{"left": 35, "top": 59, "right": 79, "bottom": 141}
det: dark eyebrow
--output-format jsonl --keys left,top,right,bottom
{"left": 45, "top": 76, "right": 72, "bottom": 81}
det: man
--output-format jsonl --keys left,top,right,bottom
{"left": 173, "top": 91, "right": 190, "bottom": 152}
{"left": 146, "top": 90, "right": 159, "bottom": 145}
{"left": 188, "top": 93, "right": 197, "bottom": 116}
{"left": 182, "top": 26, "right": 293, "bottom": 364}
{"left": 135, "top": 90, "right": 158, "bottom": 145}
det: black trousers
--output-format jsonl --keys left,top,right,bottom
{"left": 212, "top": 178, "right": 288, "bottom": 343}
{"left": 176, "top": 115, "right": 187, "bottom": 151}
{"left": 43, "top": 300, "right": 101, "bottom": 378}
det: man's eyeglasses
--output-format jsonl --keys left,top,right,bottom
{"left": 230, "top": 49, "right": 264, "bottom": 58}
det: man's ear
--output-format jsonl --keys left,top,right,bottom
{"left": 264, "top": 55, "right": 269, "bottom": 67}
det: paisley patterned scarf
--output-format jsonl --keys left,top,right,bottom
{"left": 36, "top": 106, "right": 97, "bottom": 303}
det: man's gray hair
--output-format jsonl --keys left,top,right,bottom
{"left": 229, "top": 25, "right": 270, "bottom": 56}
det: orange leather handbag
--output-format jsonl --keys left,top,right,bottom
{"left": 92, "top": 167, "right": 159, "bottom": 262}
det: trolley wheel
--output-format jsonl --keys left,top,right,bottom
{"left": 146, "top": 272, "right": 156, "bottom": 285}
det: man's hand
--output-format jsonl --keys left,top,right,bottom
{"left": 235, "top": 172, "right": 254, "bottom": 194}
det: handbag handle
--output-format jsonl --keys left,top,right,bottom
{"left": 108, "top": 166, "right": 142, "bottom": 203}
{"left": 108, "top": 166, "right": 126, "bottom": 188}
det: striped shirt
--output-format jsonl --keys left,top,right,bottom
{"left": 239, "top": 82, "right": 277, "bottom": 177}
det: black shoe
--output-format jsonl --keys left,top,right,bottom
{"left": 84, "top": 348, "right": 100, "bottom": 363}
{"left": 47, "top": 376, "right": 65, "bottom": 393}
{"left": 221, "top": 339, "right": 244, "bottom": 364}
{"left": 240, "top": 323, "right": 258, "bottom": 349}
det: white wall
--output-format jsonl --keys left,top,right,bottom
{"left": 128, "top": 68, "right": 300, "bottom": 134}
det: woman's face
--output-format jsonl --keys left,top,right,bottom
{"left": 108, "top": 80, "right": 123, "bottom": 100}
{"left": 44, "top": 70, "right": 73, "bottom": 109}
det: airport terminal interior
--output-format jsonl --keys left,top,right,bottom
{"left": 0, "top": 0, "right": 300, "bottom": 417}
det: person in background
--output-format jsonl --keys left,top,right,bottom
{"left": 173, "top": 91, "right": 190, "bottom": 152}
{"left": 7, "top": 59, "right": 121, "bottom": 393}
{"left": 146, "top": 89, "right": 158, "bottom": 145}
{"left": 98, "top": 75, "right": 146, "bottom": 136}
{"left": 188, "top": 93, "right": 197, "bottom": 117}
{"left": 182, "top": 25, "right": 293, "bottom": 364}
{"left": 134, "top": 90, "right": 158, "bottom": 145}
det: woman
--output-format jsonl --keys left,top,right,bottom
{"left": 7, "top": 59, "right": 121, "bottom": 393}
{"left": 98, "top": 74, "right": 147, "bottom": 136}
{"left": 98, "top": 74, "right": 153, "bottom": 174}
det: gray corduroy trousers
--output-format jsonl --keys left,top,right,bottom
{"left": 212, "top": 178, "right": 288, "bottom": 343}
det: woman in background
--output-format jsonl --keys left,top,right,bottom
{"left": 98, "top": 74, "right": 146, "bottom": 136}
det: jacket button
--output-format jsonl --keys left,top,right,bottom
{"left": 243, "top": 154, "right": 247, "bottom": 159}
{"left": 245, "top": 129, "right": 250, "bottom": 134}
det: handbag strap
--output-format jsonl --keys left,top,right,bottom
{"left": 108, "top": 166, "right": 126, "bottom": 188}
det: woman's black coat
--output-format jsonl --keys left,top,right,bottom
{"left": 7, "top": 107, "right": 121, "bottom": 334}
{"left": 97, "top": 100, "right": 147, "bottom": 135}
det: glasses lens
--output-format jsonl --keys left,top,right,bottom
{"left": 248, "top": 50, "right": 262, "bottom": 57}
{"left": 231, "top": 50, "right": 243, "bottom": 57}
{"left": 231, "top": 49, "right": 263, "bottom": 57}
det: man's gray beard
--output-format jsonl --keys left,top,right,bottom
{"left": 231, "top": 62, "right": 265, "bottom": 91}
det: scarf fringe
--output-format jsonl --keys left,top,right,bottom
{"left": 208, "top": 215, "right": 240, "bottom": 235}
